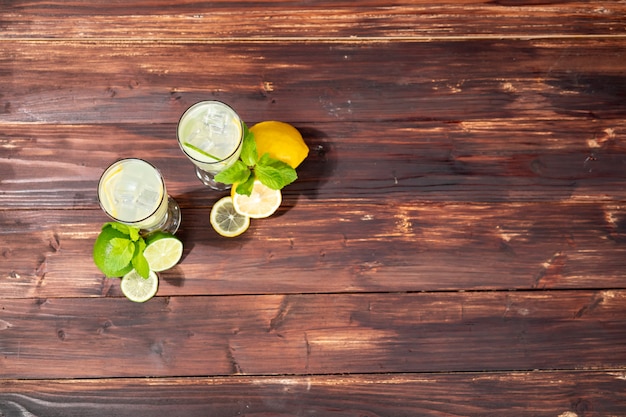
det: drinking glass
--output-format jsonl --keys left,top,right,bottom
{"left": 176, "top": 100, "right": 244, "bottom": 190}
{"left": 97, "top": 158, "right": 181, "bottom": 234}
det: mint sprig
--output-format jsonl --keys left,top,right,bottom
{"left": 214, "top": 124, "right": 297, "bottom": 196}
{"left": 93, "top": 222, "right": 150, "bottom": 279}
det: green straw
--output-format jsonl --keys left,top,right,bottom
{"left": 183, "top": 142, "right": 220, "bottom": 161}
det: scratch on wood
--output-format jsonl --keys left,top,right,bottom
{"left": 100, "top": 276, "right": 114, "bottom": 296}
{"left": 35, "top": 256, "right": 48, "bottom": 287}
{"left": 227, "top": 344, "right": 242, "bottom": 374}
{"left": 533, "top": 251, "right": 567, "bottom": 289}
{"left": 304, "top": 332, "right": 311, "bottom": 372}
{"left": 48, "top": 233, "right": 61, "bottom": 252}
{"left": 574, "top": 293, "right": 604, "bottom": 318}
{"left": 268, "top": 296, "right": 290, "bottom": 333}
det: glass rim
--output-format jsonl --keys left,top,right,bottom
{"left": 97, "top": 158, "right": 166, "bottom": 225}
{"left": 176, "top": 100, "right": 245, "bottom": 165}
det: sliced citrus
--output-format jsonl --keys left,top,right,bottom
{"left": 231, "top": 179, "right": 282, "bottom": 219}
{"left": 121, "top": 269, "right": 159, "bottom": 303}
{"left": 210, "top": 196, "right": 251, "bottom": 237}
{"left": 143, "top": 232, "right": 184, "bottom": 272}
{"left": 250, "top": 121, "right": 309, "bottom": 168}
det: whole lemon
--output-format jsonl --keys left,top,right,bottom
{"left": 250, "top": 121, "right": 309, "bottom": 168}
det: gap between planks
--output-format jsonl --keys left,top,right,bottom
{"left": 2, "top": 34, "right": 626, "bottom": 44}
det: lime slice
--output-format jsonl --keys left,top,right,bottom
{"left": 143, "top": 232, "right": 183, "bottom": 272}
{"left": 210, "top": 196, "right": 250, "bottom": 237}
{"left": 231, "top": 180, "right": 282, "bottom": 219}
{"left": 121, "top": 269, "right": 159, "bottom": 303}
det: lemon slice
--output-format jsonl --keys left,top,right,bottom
{"left": 231, "top": 180, "right": 282, "bottom": 219}
{"left": 121, "top": 269, "right": 159, "bottom": 303}
{"left": 210, "top": 196, "right": 251, "bottom": 237}
{"left": 143, "top": 232, "right": 184, "bottom": 272}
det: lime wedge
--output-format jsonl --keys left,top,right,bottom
{"left": 182, "top": 142, "right": 220, "bottom": 161}
{"left": 143, "top": 232, "right": 183, "bottom": 272}
{"left": 210, "top": 196, "right": 250, "bottom": 237}
{"left": 121, "top": 269, "right": 159, "bottom": 303}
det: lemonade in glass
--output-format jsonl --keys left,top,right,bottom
{"left": 97, "top": 158, "right": 181, "bottom": 234}
{"left": 177, "top": 100, "right": 244, "bottom": 190}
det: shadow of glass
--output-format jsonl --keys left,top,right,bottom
{"left": 159, "top": 265, "right": 186, "bottom": 288}
{"left": 280, "top": 126, "right": 336, "bottom": 212}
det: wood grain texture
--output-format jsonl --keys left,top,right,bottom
{"left": 1, "top": 1, "right": 625, "bottom": 39}
{"left": 1, "top": 371, "right": 626, "bottom": 416}
{"left": 1, "top": 291, "right": 625, "bottom": 378}
{"left": 1, "top": 202, "right": 626, "bottom": 298}
{"left": 1, "top": 0, "right": 626, "bottom": 413}
{"left": 1, "top": 39, "right": 625, "bottom": 124}
{"left": 1, "top": 120, "right": 625, "bottom": 208}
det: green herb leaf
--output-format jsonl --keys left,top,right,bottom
{"left": 127, "top": 226, "right": 140, "bottom": 242}
{"left": 182, "top": 142, "right": 220, "bottom": 161}
{"left": 105, "top": 222, "right": 129, "bottom": 235}
{"left": 103, "top": 222, "right": 141, "bottom": 241}
{"left": 132, "top": 238, "right": 150, "bottom": 279}
{"left": 235, "top": 175, "right": 256, "bottom": 196}
{"left": 105, "top": 238, "right": 135, "bottom": 272}
{"left": 214, "top": 160, "right": 251, "bottom": 185}
{"left": 240, "top": 127, "right": 257, "bottom": 167}
{"left": 255, "top": 154, "right": 298, "bottom": 190}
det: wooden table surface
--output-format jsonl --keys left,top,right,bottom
{"left": 2, "top": 1, "right": 626, "bottom": 415}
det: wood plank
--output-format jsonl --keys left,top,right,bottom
{"left": 2, "top": 1, "right": 625, "bottom": 39}
{"left": 2, "top": 200, "right": 626, "bottom": 298}
{"left": 1, "top": 291, "right": 625, "bottom": 378}
{"left": 1, "top": 371, "right": 626, "bottom": 416}
{"left": 1, "top": 119, "right": 626, "bottom": 210}
{"left": 1, "top": 39, "right": 625, "bottom": 125}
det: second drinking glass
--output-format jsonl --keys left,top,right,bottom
{"left": 176, "top": 100, "right": 245, "bottom": 190}
{"left": 98, "top": 158, "right": 181, "bottom": 235}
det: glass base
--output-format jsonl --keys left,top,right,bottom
{"left": 195, "top": 166, "right": 232, "bottom": 191}
{"left": 142, "top": 197, "right": 181, "bottom": 235}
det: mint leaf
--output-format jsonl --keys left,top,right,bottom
{"left": 105, "top": 222, "right": 129, "bottom": 235}
{"left": 127, "top": 226, "right": 140, "bottom": 242}
{"left": 103, "top": 222, "right": 141, "bottom": 241}
{"left": 214, "top": 160, "right": 251, "bottom": 185}
{"left": 235, "top": 175, "right": 256, "bottom": 196}
{"left": 240, "top": 127, "right": 257, "bottom": 166}
{"left": 255, "top": 154, "right": 298, "bottom": 190}
{"left": 132, "top": 238, "right": 150, "bottom": 279}
{"left": 104, "top": 238, "right": 135, "bottom": 272}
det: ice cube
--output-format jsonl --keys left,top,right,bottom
{"left": 203, "top": 108, "right": 228, "bottom": 135}
{"left": 137, "top": 187, "right": 159, "bottom": 210}
{"left": 113, "top": 179, "right": 138, "bottom": 206}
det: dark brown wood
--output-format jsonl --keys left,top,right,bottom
{"left": 1, "top": 291, "right": 625, "bottom": 378}
{"left": 1, "top": 0, "right": 626, "bottom": 414}
{"left": 2, "top": 1, "right": 625, "bottom": 38}
{"left": 1, "top": 40, "right": 625, "bottom": 124}
{"left": 2, "top": 371, "right": 626, "bottom": 416}
{"left": 2, "top": 202, "right": 626, "bottom": 298}
{"left": 2, "top": 119, "right": 626, "bottom": 208}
